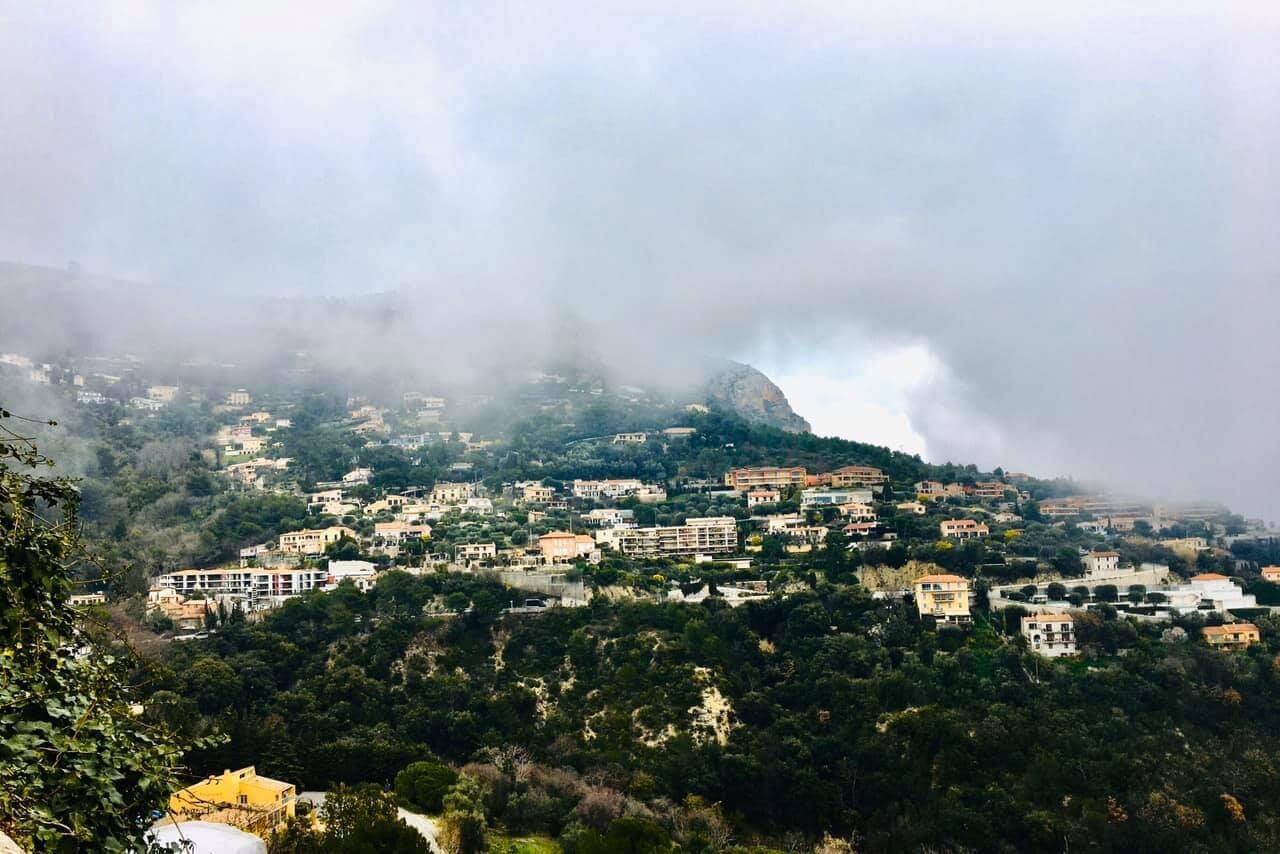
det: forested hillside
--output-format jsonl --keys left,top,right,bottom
{"left": 139, "top": 571, "right": 1280, "bottom": 852}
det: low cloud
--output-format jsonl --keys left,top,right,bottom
{"left": 2, "top": 2, "right": 1278, "bottom": 517}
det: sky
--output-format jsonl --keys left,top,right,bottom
{"left": 2, "top": 1, "right": 1279, "bottom": 519}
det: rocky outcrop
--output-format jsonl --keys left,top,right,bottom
{"left": 704, "top": 362, "right": 811, "bottom": 433}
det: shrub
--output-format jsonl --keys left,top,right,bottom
{"left": 396, "top": 760, "right": 459, "bottom": 813}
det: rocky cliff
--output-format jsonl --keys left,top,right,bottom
{"left": 704, "top": 362, "right": 811, "bottom": 433}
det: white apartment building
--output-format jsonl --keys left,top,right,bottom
{"left": 456, "top": 542, "right": 498, "bottom": 562}
{"left": 612, "top": 432, "right": 648, "bottom": 444}
{"left": 583, "top": 508, "right": 635, "bottom": 527}
{"left": 156, "top": 566, "right": 330, "bottom": 601}
{"left": 762, "top": 513, "right": 804, "bottom": 533}
{"left": 326, "top": 560, "right": 379, "bottom": 592}
{"left": 801, "top": 488, "right": 873, "bottom": 508}
{"left": 608, "top": 516, "right": 737, "bottom": 557}
{"left": 572, "top": 479, "right": 645, "bottom": 500}
{"left": 464, "top": 497, "right": 493, "bottom": 514}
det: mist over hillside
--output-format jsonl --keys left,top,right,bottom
{"left": 0, "top": 261, "right": 814, "bottom": 434}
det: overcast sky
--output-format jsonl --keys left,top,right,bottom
{"left": 3, "top": 2, "right": 1279, "bottom": 519}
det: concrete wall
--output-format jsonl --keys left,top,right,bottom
{"left": 483, "top": 569, "right": 589, "bottom": 605}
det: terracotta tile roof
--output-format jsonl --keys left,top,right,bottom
{"left": 1203, "top": 622, "right": 1258, "bottom": 637}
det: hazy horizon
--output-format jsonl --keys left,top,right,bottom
{"left": 3, "top": 2, "right": 1278, "bottom": 521}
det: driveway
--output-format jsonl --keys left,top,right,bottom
{"left": 299, "top": 790, "right": 441, "bottom": 852}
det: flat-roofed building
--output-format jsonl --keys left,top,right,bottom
{"left": 940, "top": 519, "right": 989, "bottom": 540}
{"left": 155, "top": 567, "right": 330, "bottom": 601}
{"left": 572, "top": 478, "right": 645, "bottom": 499}
{"left": 724, "top": 466, "right": 808, "bottom": 490}
{"left": 801, "top": 488, "right": 873, "bottom": 507}
{"left": 609, "top": 516, "right": 737, "bottom": 557}
{"left": 374, "top": 521, "right": 431, "bottom": 543}
{"left": 583, "top": 507, "right": 634, "bottom": 527}
{"left": 456, "top": 542, "right": 497, "bottom": 562}
{"left": 915, "top": 480, "right": 944, "bottom": 496}
{"left": 612, "top": 432, "right": 648, "bottom": 444}
{"left": 828, "top": 465, "right": 888, "bottom": 488}
{"left": 969, "top": 481, "right": 1011, "bottom": 499}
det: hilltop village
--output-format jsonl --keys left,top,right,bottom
{"left": 6, "top": 350, "right": 1280, "bottom": 852}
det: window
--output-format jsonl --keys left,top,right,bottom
{"left": 238, "top": 795, "right": 248, "bottom": 805}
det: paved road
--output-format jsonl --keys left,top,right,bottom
{"left": 299, "top": 790, "right": 440, "bottom": 852}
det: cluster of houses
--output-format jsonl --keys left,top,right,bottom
{"left": 906, "top": 558, "right": 1267, "bottom": 657}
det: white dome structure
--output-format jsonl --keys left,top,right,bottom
{"left": 148, "top": 820, "right": 267, "bottom": 854}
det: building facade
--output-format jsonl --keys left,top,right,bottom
{"left": 169, "top": 766, "right": 296, "bottom": 838}
{"left": 610, "top": 516, "right": 737, "bottom": 557}
{"left": 940, "top": 519, "right": 989, "bottom": 540}
{"left": 724, "top": 466, "right": 808, "bottom": 490}
{"left": 1022, "top": 613, "right": 1076, "bottom": 657}
{"left": 913, "top": 574, "right": 972, "bottom": 623}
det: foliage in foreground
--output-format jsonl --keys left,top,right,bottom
{"left": 0, "top": 412, "right": 185, "bottom": 850}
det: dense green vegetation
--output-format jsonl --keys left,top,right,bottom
{"left": 0, "top": 413, "right": 186, "bottom": 850}
{"left": 7, "top": 374, "right": 1278, "bottom": 852}
{"left": 134, "top": 566, "right": 1280, "bottom": 852}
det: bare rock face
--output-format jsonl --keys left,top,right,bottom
{"left": 704, "top": 362, "right": 811, "bottom": 433}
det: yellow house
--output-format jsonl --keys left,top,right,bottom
{"left": 170, "top": 766, "right": 296, "bottom": 837}
{"left": 913, "top": 573, "right": 972, "bottom": 624}
{"left": 1203, "top": 622, "right": 1260, "bottom": 652}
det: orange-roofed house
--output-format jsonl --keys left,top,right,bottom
{"left": 913, "top": 574, "right": 971, "bottom": 624}
{"left": 1203, "top": 622, "right": 1260, "bottom": 652}
{"left": 1262, "top": 566, "right": 1280, "bottom": 583}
